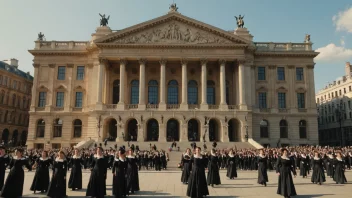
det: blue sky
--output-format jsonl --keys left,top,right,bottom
{"left": 0, "top": 0, "right": 351, "bottom": 91}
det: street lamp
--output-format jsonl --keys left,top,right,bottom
{"left": 335, "top": 100, "right": 345, "bottom": 147}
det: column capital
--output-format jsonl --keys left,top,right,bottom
{"left": 33, "top": 63, "right": 40, "bottom": 68}
{"left": 200, "top": 58, "right": 208, "bottom": 65}
{"left": 306, "top": 64, "right": 315, "bottom": 69}
{"left": 218, "top": 59, "right": 226, "bottom": 66}
{"left": 159, "top": 58, "right": 167, "bottom": 65}
{"left": 268, "top": 65, "right": 277, "bottom": 69}
{"left": 120, "top": 58, "right": 128, "bottom": 65}
{"left": 48, "top": 64, "right": 56, "bottom": 68}
{"left": 139, "top": 58, "right": 147, "bottom": 65}
{"left": 181, "top": 58, "right": 188, "bottom": 65}
{"left": 237, "top": 59, "right": 246, "bottom": 65}
{"left": 98, "top": 58, "right": 108, "bottom": 64}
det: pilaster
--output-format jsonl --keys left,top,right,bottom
{"left": 30, "top": 64, "right": 40, "bottom": 112}
{"left": 238, "top": 60, "right": 247, "bottom": 110}
{"left": 117, "top": 59, "right": 127, "bottom": 110}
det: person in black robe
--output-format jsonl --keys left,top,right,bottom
{"left": 112, "top": 147, "right": 128, "bottom": 198}
{"left": 30, "top": 150, "right": 52, "bottom": 193}
{"left": 207, "top": 149, "right": 221, "bottom": 187}
{"left": 86, "top": 147, "right": 108, "bottom": 198}
{"left": 181, "top": 149, "right": 192, "bottom": 184}
{"left": 226, "top": 150, "right": 237, "bottom": 179}
{"left": 276, "top": 148, "right": 297, "bottom": 198}
{"left": 311, "top": 151, "right": 325, "bottom": 185}
{"left": 68, "top": 148, "right": 83, "bottom": 191}
{"left": 187, "top": 147, "right": 209, "bottom": 198}
{"left": 333, "top": 151, "right": 347, "bottom": 184}
{"left": 0, "top": 146, "right": 9, "bottom": 190}
{"left": 47, "top": 150, "right": 68, "bottom": 198}
{"left": 299, "top": 153, "right": 309, "bottom": 178}
{"left": 327, "top": 153, "right": 335, "bottom": 178}
{"left": 126, "top": 149, "right": 140, "bottom": 194}
{"left": 257, "top": 149, "right": 268, "bottom": 186}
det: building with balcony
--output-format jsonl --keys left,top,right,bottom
{"left": 28, "top": 7, "right": 319, "bottom": 149}
{"left": 0, "top": 58, "right": 33, "bottom": 146}
{"left": 316, "top": 62, "right": 352, "bottom": 146}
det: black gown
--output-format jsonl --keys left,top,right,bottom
{"left": 226, "top": 155, "right": 237, "bottom": 179}
{"left": 86, "top": 156, "right": 108, "bottom": 198}
{"left": 30, "top": 157, "right": 51, "bottom": 192}
{"left": 333, "top": 159, "right": 347, "bottom": 184}
{"left": 112, "top": 158, "right": 127, "bottom": 198}
{"left": 0, "top": 154, "right": 9, "bottom": 190}
{"left": 311, "top": 158, "right": 325, "bottom": 184}
{"left": 187, "top": 155, "right": 209, "bottom": 197}
{"left": 181, "top": 154, "right": 192, "bottom": 184}
{"left": 68, "top": 156, "right": 83, "bottom": 190}
{"left": 126, "top": 155, "right": 140, "bottom": 193}
{"left": 276, "top": 157, "right": 297, "bottom": 197}
{"left": 207, "top": 155, "right": 221, "bottom": 186}
{"left": 327, "top": 156, "right": 335, "bottom": 178}
{"left": 47, "top": 159, "right": 68, "bottom": 198}
{"left": 257, "top": 156, "right": 269, "bottom": 185}
{"left": 299, "top": 155, "right": 309, "bottom": 178}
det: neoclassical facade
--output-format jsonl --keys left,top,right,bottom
{"left": 28, "top": 9, "right": 319, "bottom": 149}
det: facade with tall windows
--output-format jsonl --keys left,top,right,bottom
{"left": 0, "top": 59, "right": 33, "bottom": 147}
{"left": 27, "top": 8, "right": 318, "bottom": 148}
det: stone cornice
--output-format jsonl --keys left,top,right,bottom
{"left": 28, "top": 50, "right": 88, "bottom": 56}
{"left": 306, "top": 64, "right": 315, "bottom": 69}
{"left": 254, "top": 51, "right": 319, "bottom": 57}
{"left": 95, "top": 43, "right": 248, "bottom": 49}
{"left": 48, "top": 64, "right": 56, "bottom": 68}
{"left": 67, "top": 64, "right": 74, "bottom": 68}
{"left": 32, "top": 63, "right": 40, "bottom": 68}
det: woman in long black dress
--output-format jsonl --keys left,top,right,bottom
{"left": 0, "top": 148, "right": 31, "bottom": 197}
{"left": 68, "top": 148, "right": 83, "bottom": 191}
{"left": 327, "top": 152, "right": 335, "bottom": 178}
{"left": 0, "top": 146, "right": 9, "bottom": 191}
{"left": 276, "top": 148, "right": 297, "bottom": 198}
{"left": 86, "top": 147, "right": 108, "bottom": 198}
{"left": 299, "top": 153, "right": 309, "bottom": 178}
{"left": 226, "top": 149, "right": 237, "bottom": 179}
{"left": 257, "top": 149, "right": 268, "bottom": 186}
{"left": 126, "top": 149, "right": 140, "bottom": 194}
{"left": 187, "top": 147, "right": 209, "bottom": 198}
{"left": 30, "top": 150, "right": 51, "bottom": 194}
{"left": 311, "top": 151, "right": 325, "bottom": 185}
{"left": 333, "top": 151, "right": 347, "bottom": 184}
{"left": 112, "top": 147, "right": 128, "bottom": 198}
{"left": 207, "top": 149, "right": 221, "bottom": 187}
{"left": 181, "top": 148, "right": 192, "bottom": 184}
{"left": 47, "top": 150, "right": 68, "bottom": 198}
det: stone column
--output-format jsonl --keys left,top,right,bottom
{"left": 46, "top": 64, "right": 55, "bottom": 111}
{"left": 200, "top": 59, "right": 208, "bottom": 110}
{"left": 180, "top": 123, "right": 188, "bottom": 142}
{"left": 66, "top": 64, "right": 74, "bottom": 111}
{"left": 180, "top": 59, "right": 188, "bottom": 110}
{"left": 219, "top": 59, "right": 227, "bottom": 109}
{"left": 158, "top": 123, "right": 166, "bottom": 142}
{"left": 138, "top": 59, "right": 147, "bottom": 110}
{"left": 117, "top": 59, "right": 127, "bottom": 110}
{"left": 96, "top": 59, "right": 105, "bottom": 110}
{"left": 245, "top": 66, "right": 252, "bottom": 109}
{"left": 30, "top": 64, "right": 40, "bottom": 111}
{"left": 159, "top": 59, "right": 167, "bottom": 110}
{"left": 238, "top": 61, "right": 247, "bottom": 110}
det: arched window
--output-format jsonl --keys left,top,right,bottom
{"left": 2, "top": 129, "right": 9, "bottom": 144}
{"left": 12, "top": 94, "right": 16, "bottom": 107}
{"left": 130, "top": 80, "right": 139, "bottom": 104}
{"left": 12, "top": 130, "right": 18, "bottom": 146}
{"left": 187, "top": 80, "right": 198, "bottom": 104}
{"left": 112, "top": 80, "right": 120, "bottom": 104}
{"left": 0, "top": 90, "right": 4, "bottom": 104}
{"left": 17, "top": 96, "right": 21, "bottom": 108}
{"left": 148, "top": 80, "right": 158, "bottom": 104}
{"left": 226, "top": 80, "right": 230, "bottom": 105}
{"left": 167, "top": 80, "right": 178, "bottom": 104}
{"left": 280, "top": 120, "right": 288, "bottom": 138}
{"left": 53, "top": 118, "right": 63, "bottom": 137}
{"left": 167, "top": 119, "right": 179, "bottom": 141}
{"left": 3, "top": 111, "right": 8, "bottom": 123}
{"left": 207, "top": 80, "right": 215, "bottom": 105}
{"left": 260, "top": 120, "right": 269, "bottom": 138}
{"left": 18, "top": 114, "right": 22, "bottom": 125}
{"left": 188, "top": 119, "right": 200, "bottom": 141}
{"left": 147, "top": 119, "right": 159, "bottom": 141}
{"left": 299, "top": 120, "right": 307, "bottom": 139}
{"left": 73, "top": 119, "right": 82, "bottom": 138}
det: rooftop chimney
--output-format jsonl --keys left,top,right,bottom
{"left": 3, "top": 58, "right": 19, "bottom": 68}
{"left": 345, "top": 62, "right": 351, "bottom": 77}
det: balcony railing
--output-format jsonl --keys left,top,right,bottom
{"left": 53, "top": 107, "right": 64, "bottom": 111}
{"left": 35, "top": 41, "right": 89, "bottom": 50}
{"left": 106, "top": 104, "right": 117, "bottom": 110}
{"left": 254, "top": 42, "right": 312, "bottom": 52}
{"left": 72, "top": 107, "right": 82, "bottom": 112}
{"left": 188, "top": 104, "right": 200, "bottom": 110}
{"left": 298, "top": 108, "right": 307, "bottom": 112}
{"left": 167, "top": 104, "right": 180, "bottom": 109}
{"left": 260, "top": 108, "right": 270, "bottom": 112}
{"left": 35, "top": 107, "right": 45, "bottom": 111}
{"left": 126, "top": 104, "right": 138, "bottom": 109}
{"left": 278, "top": 108, "right": 288, "bottom": 113}
{"left": 208, "top": 105, "right": 219, "bottom": 110}
{"left": 146, "top": 104, "right": 158, "bottom": 109}
{"left": 228, "top": 105, "right": 239, "bottom": 110}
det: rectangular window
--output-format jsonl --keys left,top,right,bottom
{"left": 296, "top": 67, "right": 304, "bottom": 81}
{"left": 278, "top": 93, "right": 286, "bottom": 109}
{"left": 75, "top": 92, "right": 83, "bottom": 107}
{"left": 258, "top": 67, "right": 266, "bottom": 80}
{"left": 57, "top": 66, "right": 66, "bottom": 80}
{"left": 38, "top": 92, "right": 46, "bottom": 107}
{"left": 335, "top": 91, "right": 338, "bottom": 97}
{"left": 3, "top": 76, "right": 7, "bottom": 86}
{"left": 297, "top": 93, "right": 305, "bottom": 108}
{"left": 339, "top": 90, "right": 342, "bottom": 95}
{"left": 258, "top": 92, "right": 267, "bottom": 108}
{"left": 350, "top": 86, "right": 352, "bottom": 91}
{"left": 56, "top": 92, "right": 64, "bottom": 107}
{"left": 348, "top": 101, "right": 351, "bottom": 109}
{"left": 76, "top": 66, "right": 85, "bottom": 80}
{"left": 277, "top": 67, "right": 285, "bottom": 81}
{"left": 344, "top": 88, "right": 346, "bottom": 93}
{"left": 12, "top": 80, "right": 17, "bottom": 89}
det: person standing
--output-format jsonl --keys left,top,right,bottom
{"left": 226, "top": 150, "right": 237, "bottom": 179}
{"left": 112, "top": 147, "right": 128, "bottom": 198}
{"left": 257, "top": 149, "right": 268, "bottom": 187}
{"left": 30, "top": 150, "right": 52, "bottom": 194}
{"left": 333, "top": 151, "right": 347, "bottom": 184}
{"left": 86, "top": 147, "right": 108, "bottom": 198}
{"left": 181, "top": 148, "right": 192, "bottom": 184}
{"left": 0, "top": 146, "right": 9, "bottom": 190}
{"left": 299, "top": 153, "right": 309, "bottom": 178}
{"left": 68, "top": 148, "right": 83, "bottom": 191}
{"left": 126, "top": 149, "right": 140, "bottom": 194}
{"left": 311, "top": 151, "right": 325, "bottom": 185}
{"left": 187, "top": 147, "right": 209, "bottom": 198}
{"left": 207, "top": 149, "right": 221, "bottom": 187}
{"left": 276, "top": 148, "right": 297, "bottom": 198}
{"left": 0, "top": 148, "right": 32, "bottom": 197}
{"left": 47, "top": 150, "right": 68, "bottom": 198}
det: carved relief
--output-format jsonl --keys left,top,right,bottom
{"left": 114, "top": 21, "right": 233, "bottom": 44}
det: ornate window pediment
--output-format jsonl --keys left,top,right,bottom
{"left": 277, "top": 86, "right": 288, "bottom": 92}
{"left": 56, "top": 84, "right": 67, "bottom": 91}
{"left": 256, "top": 86, "right": 268, "bottom": 92}
{"left": 296, "top": 87, "right": 306, "bottom": 93}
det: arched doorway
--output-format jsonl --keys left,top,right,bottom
{"left": 112, "top": 80, "right": 120, "bottom": 104}
{"left": 106, "top": 119, "right": 117, "bottom": 141}
{"left": 147, "top": 119, "right": 159, "bottom": 141}
{"left": 12, "top": 130, "right": 18, "bottom": 146}
{"left": 209, "top": 119, "right": 219, "bottom": 141}
{"left": 127, "top": 119, "right": 138, "bottom": 141}
{"left": 167, "top": 119, "right": 179, "bottom": 142}
{"left": 228, "top": 119, "right": 240, "bottom": 142}
{"left": 188, "top": 119, "right": 200, "bottom": 141}
{"left": 20, "top": 131, "right": 27, "bottom": 146}
{"left": 2, "top": 129, "right": 9, "bottom": 144}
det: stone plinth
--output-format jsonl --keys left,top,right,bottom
{"left": 91, "top": 26, "right": 113, "bottom": 41}
{"left": 234, "top": 28, "right": 253, "bottom": 42}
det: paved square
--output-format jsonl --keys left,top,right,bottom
{"left": 17, "top": 169, "right": 352, "bottom": 197}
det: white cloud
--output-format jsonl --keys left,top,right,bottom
{"left": 315, "top": 43, "right": 352, "bottom": 62}
{"left": 333, "top": 7, "right": 352, "bottom": 33}
{"left": 340, "top": 36, "right": 345, "bottom": 46}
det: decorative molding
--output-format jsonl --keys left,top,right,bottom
{"left": 296, "top": 87, "right": 306, "bottom": 93}
{"left": 159, "top": 58, "right": 167, "bottom": 65}
{"left": 200, "top": 58, "right": 208, "bottom": 65}
{"left": 181, "top": 58, "right": 188, "bottom": 65}
{"left": 139, "top": 58, "right": 147, "bottom": 65}
{"left": 98, "top": 58, "right": 108, "bottom": 64}
{"left": 218, "top": 59, "right": 226, "bottom": 66}
{"left": 306, "top": 64, "right": 315, "bottom": 69}
{"left": 256, "top": 86, "right": 268, "bottom": 92}
{"left": 288, "top": 65, "right": 295, "bottom": 69}
{"left": 268, "top": 65, "right": 277, "bottom": 69}
{"left": 276, "top": 86, "right": 288, "bottom": 92}
{"left": 67, "top": 64, "right": 74, "bottom": 68}
{"left": 48, "top": 64, "right": 56, "bottom": 68}
{"left": 237, "top": 59, "right": 246, "bottom": 64}
{"left": 86, "top": 64, "right": 94, "bottom": 68}
{"left": 120, "top": 58, "right": 128, "bottom": 65}
{"left": 33, "top": 63, "right": 40, "bottom": 68}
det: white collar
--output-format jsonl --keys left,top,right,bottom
{"left": 228, "top": 154, "right": 234, "bottom": 158}
{"left": 94, "top": 155, "right": 104, "bottom": 159}
{"left": 13, "top": 156, "right": 25, "bottom": 160}
{"left": 115, "top": 157, "right": 125, "bottom": 161}
{"left": 259, "top": 154, "right": 266, "bottom": 158}
{"left": 40, "top": 157, "right": 49, "bottom": 161}
{"left": 314, "top": 157, "right": 320, "bottom": 160}
{"left": 127, "top": 155, "right": 135, "bottom": 159}
{"left": 0, "top": 155, "right": 8, "bottom": 158}
{"left": 301, "top": 154, "right": 306, "bottom": 158}
{"left": 336, "top": 158, "right": 343, "bottom": 161}
{"left": 281, "top": 156, "right": 290, "bottom": 160}
{"left": 55, "top": 158, "right": 65, "bottom": 162}
{"left": 72, "top": 155, "right": 81, "bottom": 159}
{"left": 211, "top": 154, "right": 217, "bottom": 157}
{"left": 193, "top": 154, "right": 202, "bottom": 159}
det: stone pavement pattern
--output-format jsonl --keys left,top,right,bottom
{"left": 18, "top": 170, "right": 352, "bottom": 197}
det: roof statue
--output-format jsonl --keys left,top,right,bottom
{"left": 235, "top": 15, "right": 245, "bottom": 28}
{"left": 37, "top": 32, "right": 45, "bottom": 41}
{"left": 169, "top": 3, "right": 178, "bottom": 13}
{"left": 99, "top": 13, "right": 110, "bottom": 26}
{"left": 305, "top": 34, "right": 311, "bottom": 43}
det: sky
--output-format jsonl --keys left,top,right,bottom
{"left": 0, "top": 0, "right": 352, "bottom": 92}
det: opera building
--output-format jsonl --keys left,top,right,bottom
{"left": 27, "top": 7, "right": 319, "bottom": 149}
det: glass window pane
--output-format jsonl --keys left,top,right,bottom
{"left": 76, "top": 66, "right": 85, "bottom": 80}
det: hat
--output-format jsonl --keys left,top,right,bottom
{"left": 119, "top": 147, "right": 126, "bottom": 154}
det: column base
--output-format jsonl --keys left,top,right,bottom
{"left": 116, "top": 103, "right": 125, "bottom": 110}
{"left": 180, "top": 103, "right": 188, "bottom": 110}
{"left": 239, "top": 104, "right": 247, "bottom": 110}
{"left": 138, "top": 104, "right": 146, "bottom": 110}
{"left": 200, "top": 104, "right": 208, "bottom": 110}
{"left": 158, "top": 136, "right": 167, "bottom": 142}
{"left": 96, "top": 102, "right": 104, "bottom": 110}
{"left": 158, "top": 103, "right": 167, "bottom": 110}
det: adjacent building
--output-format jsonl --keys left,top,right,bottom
{"left": 27, "top": 6, "right": 319, "bottom": 149}
{"left": 316, "top": 62, "right": 352, "bottom": 146}
{"left": 0, "top": 58, "right": 33, "bottom": 146}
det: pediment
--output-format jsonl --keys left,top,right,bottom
{"left": 95, "top": 12, "right": 249, "bottom": 46}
